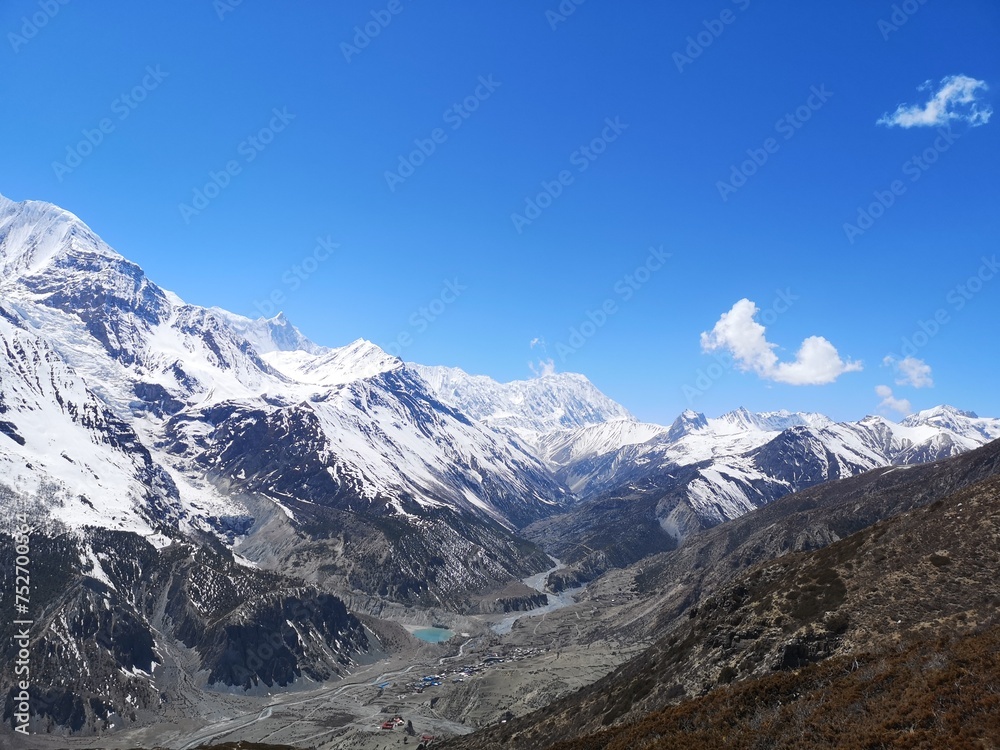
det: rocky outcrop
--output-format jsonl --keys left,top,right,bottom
{"left": 0, "top": 528, "right": 373, "bottom": 735}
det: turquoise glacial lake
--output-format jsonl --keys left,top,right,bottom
{"left": 412, "top": 627, "right": 455, "bottom": 643}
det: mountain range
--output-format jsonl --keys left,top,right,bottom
{"left": 0, "top": 192, "right": 998, "bottom": 737}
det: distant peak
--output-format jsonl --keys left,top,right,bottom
{"left": 668, "top": 409, "right": 708, "bottom": 441}
{"left": 925, "top": 404, "right": 978, "bottom": 418}
{"left": 324, "top": 338, "right": 401, "bottom": 369}
{"left": 343, "top": 337, "right": 391, "bottom": 357}
{"left": 861, "top": 414, "right": 891, "bottom": 424}
{"left": 903, "top": 404, "right": 980, "bottom": 425}
{"left": 715, "top": 407, "right": 833, "bottom": 433}
{"left": 409, "top": 363, "right": 632, "bottom": 433}
{"left": 211, "top": 308, "right": 324, "bottom": 355}
{"left": 540, "top": 371, "right": 588, "bottom": 383}
{"left": 720, "top": 406, "right": 756, "bottom": 424}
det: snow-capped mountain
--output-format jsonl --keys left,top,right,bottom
{"left": 712, "top": 406, "right": 833, "bottom": 433}
{"left": 524, "top": 404, "right": 1000, "bottom": 588}
{"left": 0, "top": 193, "right": 566, "bottom": 592}
{"left": 0, "top": 192, "right": 576, "bottom": 733}
{"left": 0, "top": 303, "right": 180, "bottom": 537}
{"left": 541, "top": 404, "right": 1000, "bottom": 520}
{"left": 404, "top": 343, "right": 1000, "bottom": 547}
{"left": 902, "top": 405, "right": 1000, "bottom": 444}
{"left": 410, "top": 363, "right": 633, "bottom": 444}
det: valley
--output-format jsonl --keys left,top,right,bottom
{"left": 5, "top": 568, "right": 641, "bottom": 750}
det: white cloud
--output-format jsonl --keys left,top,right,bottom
{"left": 700, "top": 299, "right": 777, "bottom": 376}
{"left": 770, "top": 336, "right": 864, "bottom": 385}
{"left": 529, "top": 358, "right": 556, "bottom": 378}
{"left": 876, "top": 384, "right": 912, "bottom": 417}
{"left": 529, "top": 337, "right": 545, "bottom": 349}
{"left": 700, "top": 298, "right": 863, "bottom": 386}
{"left": 883, "top": 355, "right": 934, "bottom": 388}
{"left": 877, "top": 75, "right": 992, "bottom": 128}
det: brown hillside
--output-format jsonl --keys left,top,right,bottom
{"left": 442, "top": 454, "right": 1000, "bottom": 749}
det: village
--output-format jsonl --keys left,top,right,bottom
{"left": 368, "top": 644, "right": 551, "bottom": 743}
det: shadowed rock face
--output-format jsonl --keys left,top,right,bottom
{"left": 204, "top": 594, "right": 365, "bottom": 689}
{"left": 0, "top": 529, "right": 373, "bottom": 735}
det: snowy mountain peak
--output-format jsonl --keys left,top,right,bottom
{"left": 715, "top": 407, "right": 832, "bottom": 434}
{"left": 905, "top": 404, "right": 979, "bottom": 423}
{"left": 410, "top": 363, "right": 633, "bottom": 441}
{"left": 0, "top": 194, "right": 118, "bottom": 279}
{"left": 902, "top": 405, "right": 999, "bottom": 443}
{"left": 860, "top": 413, "right": 892, "bottom": 425}
{"left": 262, "top": 337, "right": 402, "bottom": 387}
{"left": 719, "top": 406, "right": 756, "bottom": 429}
{"left": 210, "top": 308, "right": 325, "bottom": 356}
{"left": 667, "top": 409, "right": 709, "bottom": 441}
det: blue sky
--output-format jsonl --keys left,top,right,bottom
{"left": 1, "top": 0, "right": 997, "bottom": 424}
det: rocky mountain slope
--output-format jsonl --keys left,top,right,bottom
{"left": 550, "top": 624, "right": 1000, "bottom": 749}
{"left": 520, "top": 404, "right": 1000, "bottom": 588}
{"left": 0, "top": 522, "right": 379, "bottom": 735}
{"left": 441, "top": 438, "right": 1000, "bottom": 749}
{"left": 0, "top": 193, "right": 568, "bottom": 607}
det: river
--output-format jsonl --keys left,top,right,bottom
{"left": 491, "top": 557, "right": 583, "bottom": 635}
